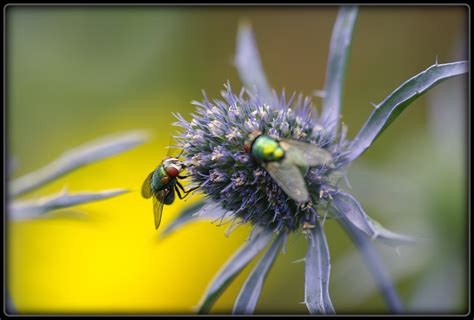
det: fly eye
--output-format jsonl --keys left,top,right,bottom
{"left": 243, "top": 143, "right": 250, "bottom": 153}
{"left": 274, "top": 148, "right": 284, "bottom": 159}
{"left": 165, "top": 166, "right": 179, "bottom": 177}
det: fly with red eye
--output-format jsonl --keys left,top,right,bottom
{"left": 141, "top": 155, "right": 199, "bottom": 230}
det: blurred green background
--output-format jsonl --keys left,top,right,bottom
{"left": 6, "top": 5, "right": 468, "bottom": 314}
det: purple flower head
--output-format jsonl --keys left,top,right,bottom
{"left": 174, "top": 84, "right": 347, "bottom": 233}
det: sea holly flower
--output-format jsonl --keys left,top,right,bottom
{"left": 164, "top": 6, "right": 468, "bottom": 314}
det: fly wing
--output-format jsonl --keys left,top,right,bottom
{"left": 263, "top": 161, "right": 310, "bottom": 203}
{"left": 141, "top": 171, "right": 154, "bottom": 199}
{"left": 153, "top": 191, "right": 166, "bottom": 229}
{"left": 279, "top": 138, "right": 333, "bottom": 168}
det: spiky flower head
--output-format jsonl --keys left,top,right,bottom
{"left": 164, "top": 6, "right": 467, "bottom": 315}
{"left": 174, "top": 84, "right": 349, "bottom": 233}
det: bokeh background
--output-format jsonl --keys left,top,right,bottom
{"left": 6, "top": 5, "right": 468, "bottom": 314}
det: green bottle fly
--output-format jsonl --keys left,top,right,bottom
{"left": 244, "top": 131, "right": 333, "bottom": 204}
{"left": 142, "top": 156, "right": 196, "bottom": 229}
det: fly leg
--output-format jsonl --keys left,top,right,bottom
{"left": 174, "top": 185, "right": 186, "bottom": 200}
{"left": 176, "top": 181, "right": 200, "bottom": 199}
{"left": 174, "top": 184, "right": 199, "bottom": 200}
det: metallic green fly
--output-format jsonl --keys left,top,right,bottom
{"left": 243, "top": 130, "right": 333, "bottom": 204}
{"left": 141, "top": 156, "right": 197, "bottom": 229}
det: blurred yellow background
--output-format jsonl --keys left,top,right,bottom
{"left": 6, "top": 5, "right": 468, "bottom": 314}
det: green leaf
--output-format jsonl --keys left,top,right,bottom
{"left": 10, "top": 130, "right": 150, "bottom": 197}
{"left": 196, "top": 228, "right": 273, "bottom": 314}
{"left": 348, "top": 61, "right": 468, "bottom": 161}
{"left": 9, "top": 188, "right": 128, "bottom": 220}
{"left": 304, "top": 220, "right": 335, "bottom": 314}
{"left": 321, "top": 6, "right": 358, "bottom": 139}
{"left": 235, "top": 22, "right": 275, "bottom": 106}
{"left": 232, "top": 231, "right": 286, "bottom": 315}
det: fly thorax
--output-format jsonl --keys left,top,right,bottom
{"left": 152, "top": 166, "right": 167, "bottom": 191}
{"left": 252, "top": 135, "right": 285, "bottom": 162}
{"left": 161, "top": 175, "right": 170, "bottom": 185}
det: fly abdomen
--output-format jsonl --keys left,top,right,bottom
{"left": 164, "top": 186, "right": 176, "bottom": 205}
